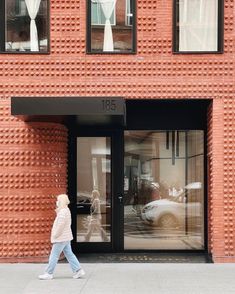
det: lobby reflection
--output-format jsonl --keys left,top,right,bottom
{"left": 124, "top": 130, "right": 204, "bottom": 250}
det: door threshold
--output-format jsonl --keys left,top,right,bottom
{"left": 69, "top": 252, "right": 212, "bottom": 263}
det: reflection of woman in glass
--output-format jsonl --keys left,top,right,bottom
{"left": 84, "top": 190, "right": 109, "bottom": 242}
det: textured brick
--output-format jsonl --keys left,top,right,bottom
{"left": 0, "top": 102, "right": 67, "bottom": 262}
{"left": 0, "top": 0, "right": 234, "bottom": 262}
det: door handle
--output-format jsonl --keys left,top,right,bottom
{"left": 118, "top": 196, "right": 123, "bottom": 203}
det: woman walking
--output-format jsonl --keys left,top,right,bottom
{"left": 38, "top": 194, "right": 85, "bottom": 280}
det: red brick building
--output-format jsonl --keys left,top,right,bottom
{"left": 0, "top": 0, "right": 234, "bottom": 263}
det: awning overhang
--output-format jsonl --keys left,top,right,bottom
{"left": 11, "top": 97, "right": 126, "bottom": 126}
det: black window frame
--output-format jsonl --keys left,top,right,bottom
{"left": 173, "top": 0, "right": 224, "bottom": 54}
{"left": 0, "top": 0, "right": 50, "bottom": 54}
{"left": 86, "top": 0, "right": 137, "bottom": 54}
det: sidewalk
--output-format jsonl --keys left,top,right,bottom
{"left": 1, "top": 263, "right": 235, "bottom": 294}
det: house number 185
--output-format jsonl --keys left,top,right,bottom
{"left": 102, "top": 100, "right": 117, "bottom": 112}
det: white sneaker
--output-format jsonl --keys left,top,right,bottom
{"left": 73, "top": 268, "right": 85, "bottom": 279}
{"left": 38, "top": 273, "right": 53, "bottom": 280}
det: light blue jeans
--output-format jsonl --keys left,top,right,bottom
{"left": 45, "top": 241, "right": 81, "bottom": 274}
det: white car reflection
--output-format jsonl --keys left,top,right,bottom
{"left": 140, "top": 182, "right": 202, "bottom": 228}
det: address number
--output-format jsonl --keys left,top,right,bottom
{"left": 102, "top": 100, "right": 117, "bottom": 112}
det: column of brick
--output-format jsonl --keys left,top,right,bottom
{"left": 0, "top": 100, "right": 68, "bottom": 262}
{"left": 218, "top": 97, "right": 235, "bottom": 262}
{"left": 207, "top": 102, "right": 213, "bottom": 254}
{"left": 208, "top": 99, "right": 225, "bottom": 262}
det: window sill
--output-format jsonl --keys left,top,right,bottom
{"left": 0, "top": 51, "right": 50, "bottom": 55}
{"left": 86, "top": 50, "right": 136, "bottom": 55}
{"left": 172, "top": 50, "right": 224, "bottom": 54}
{"left": 91, "top": 25, "right": 132, "bottom": 30}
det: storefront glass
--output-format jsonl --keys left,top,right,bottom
{"left": 124, "top": 130, "right": 204, "bottom": 250}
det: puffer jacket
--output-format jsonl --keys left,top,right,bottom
{"left": 51, "top": 207, "right": 73, "bottom": 243}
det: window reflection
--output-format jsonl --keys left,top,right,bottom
{"left": 5, "top": 0, "right": 48, "bottom": 52}
{"left": 89, "top": 0, "right": 134, "bottom": 52}
{"left": 77, "top": 137, "right": 111, "bottom": 243}
{"left": 124, "top": 131, "right": 204, "bottom": 250}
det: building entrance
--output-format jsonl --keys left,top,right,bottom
{"left": 72, "top": 129, "right": 123, "bottom": 253}
{"left": 10, "top": 97, "right": 209, "bottom": 256}
{"left": 71, "top": 99, "right": 209, "bottom": 253}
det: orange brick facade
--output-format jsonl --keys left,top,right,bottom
{"left": 0, "top": 0, "right": 234, "bottom": 262}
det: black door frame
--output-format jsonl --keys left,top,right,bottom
{"left": 68, "top": 124, "right": 124, "bottom": 253}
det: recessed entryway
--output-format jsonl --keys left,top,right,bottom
{"left": 69, "top": 99, "right": 209, "bottom": 254}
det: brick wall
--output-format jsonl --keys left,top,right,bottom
{"left": 0, "top": 101, "right": 68, "bottom": 262}
{"left": 0, "top": 0, "right": 234, "bottom": 262}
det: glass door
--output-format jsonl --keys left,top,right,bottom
{"left": 124, "top": 130, "right": 205, "bottom": 250}
{"left": 76, "top": 137, "right": 112, "bottom": 246}
{"left": 75, "top": 130, "right": 123, "bottom": 252}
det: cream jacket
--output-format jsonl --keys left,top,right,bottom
{"left": 51, "top": 207, "right": 73, "bottom": 243}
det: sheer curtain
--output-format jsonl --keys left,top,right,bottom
{"left": 96, "top": 0, "right": 117, "bottom": 51}
{"left": 25, "top": 0, "right": 42, "bottom": 51}
{"left": 179, "top": 0, "right": 218, "bottom": 51}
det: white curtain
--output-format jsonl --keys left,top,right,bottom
{"left": 179, "top": 0, "right": 218, "bottom": 51}
{"left": 97, "top": 0, "right": 117, "bottom": 51}
{"left": 25, "top": 0, "right": 41, "bottom": 51}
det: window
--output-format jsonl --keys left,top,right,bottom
{"left": 124, "top": 130, "right": 205, "bottom": 250}
{"left": 174, "top": 0, "right": 223, "bottom": 53}
{"left": 0, "top": 0, "right": 49, "bottom": 53}
{"left": 125, "top": 0, "right": 133, "bottom": 26}
{"left": 87, "top": 0, "right": 136, "bottom": 53}
{"left": 91, "top": 1, "right": 116, "bottom": 25}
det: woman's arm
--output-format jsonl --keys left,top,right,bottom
{"left": 52, "top": 210, "right": 67, "bottom": 239}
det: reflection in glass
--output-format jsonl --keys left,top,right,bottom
{"left": 124, "top": 131, "right": 204, "bottom": 250}
{"left": 5, "top": 0, "right": 48, "bottom": 52}
{"left": 90, "top": 0, "right": 134, "bottom": 52}
{"left": 77, "top": 137, "right": 111, "bottom": 243}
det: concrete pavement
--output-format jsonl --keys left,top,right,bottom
{"left": 1, "top": 263, "right": 235, "bottom": 294}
